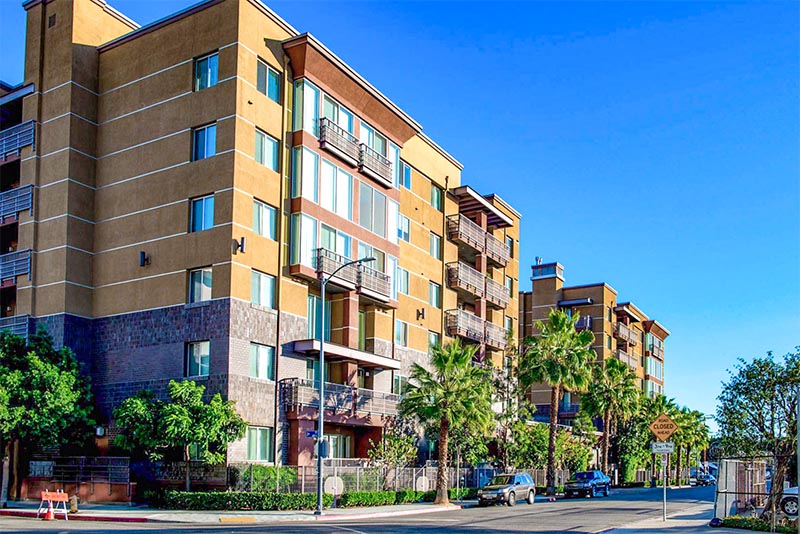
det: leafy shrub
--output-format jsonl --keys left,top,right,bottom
{"left": 421, "top": 487, "right": 478, "bottom": 501}
{"left": 337, "top": 491, "right": 399, "bottom": 507}
{"left": 159, "top": 491, "right": 333, "bottom": 511}
{"left": 236, "top": 465, "right": 298, "bottom": 491}
{"left": 722, "top": 515, "right": 795, "bottom": 533}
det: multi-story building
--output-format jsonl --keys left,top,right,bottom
{"left": 519, "top": 261, "right": 667, "bottom": 424}
{"left": 1, "top": 0, "right": 521, "bottom": 466}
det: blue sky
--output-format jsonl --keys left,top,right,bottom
{"left": 1, "top": 1, "right": 798, "bottom": 427}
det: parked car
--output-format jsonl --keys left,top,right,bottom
{"left": 781, "top": 487, "right": 798, "bottom": 516}
{"left": 564, "top": 470, "right": 611, "bottom": 498}
{"left": 696, "top": 474, "right": 716, "bottom": 486}
{"left": 477, "top": 473, "right": 536, "bottom": 507}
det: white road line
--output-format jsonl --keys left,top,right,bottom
{"left": 329, "top": 527, "right": 367, "bottom": 534}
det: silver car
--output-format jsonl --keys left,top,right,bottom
{"left": 477, "top": 473, "right": 536, "bottom": 507}
{"left": 782, "top": 487, "right": 798, "bottom": 516}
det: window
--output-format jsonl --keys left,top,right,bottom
{"left": 307, "top": 294, "right": 331, "bottom": 341}
{"left": 358, "top": 243, "right": 385, "bottom": 273}
{"left": 257, "top": 60, "right": 280, "bottom": 103}
{"left": 608, "top": 307, "right": 613, "bottom": 322}
{"left": 429, "top": 232, "right": 442, "bottom": 259}
{"left": 251, "top": 270, "right": 275, "bottom": 308}
{"left": 393, "top": 375, "right": 408, "bottom": 395}
{"left": 428, "top": 331, "right": 440, "bottom": 354}
{"left": 506, "top": 236, "right": 514, "bottom": 258}
{"left": 606, "top": 335, "right": 612, "bottom": 350}
{"left": 321, "top": 224, "right": 351, "bottom": 257}
{"left": 505, "top": 315, "right": 513, "bottom": 335}
{"left": 358, "top": 310, "right": 366, "bottom": 351}
{"left": 290, "top": 213, "right": 317, "bottom": 267}
{"left": 249, "top": 343, "right": 275, "bottom": 381}
{"left": 190, "top": 195, "right": 214, "bottom": 232}
{"left": 186, "top": 341, "right": 210, "bottom": 377}
{"left": 359, "top": 182, "right": 387, "bottom": 237}
{"left": 322, "top": 95, "right": 353, "bottom": 133}
{"left": 326, "top": 434, "right": 352, "bottom": 459}
{"left": 320, "top": 160, "right": 352, "bottom": 219}
{"left": 646, "top": 357, "right": 664, "bottom": 380}
{"left": 255, "top": 129, "right": 279, "bottom": 171}
{"left": 294, "top": 80, "right": 320, "bottom": 135}
{"left": 292, "top": 147, "right": 319, "bottom": 201}
{"left": 429, "top": 281, "right": 441, "bottom": 308}
{"left": 247, "top": 426, "right": 274, "bottom": 462}
{"left": 195, "top": 53, "right": 218, "bottom": 91}
{"left": 396, "top": 267, "right": 409, "bottom": 295}
{"left": 253, "top": 200, "right": 277, "bottom": 240}
{"left": 398, "top": 215, "right": 410, "bottom": 242}
{"left": 430, "top": 184, "right": 443, "bottom": 211}
{"left": 193, "top": 124, "right": 216, "bottom": 160}
{"left": 387, "top": 200, "right": 399, "bottom": 245}
{"left": 394, "top": 320, "right": 408, "bottom": 347}
{"left": 400, "top": 162, "right": 412, "bottom": 189}
{"left": 189, "top": 268, "right": 212, "bottom": 303}
{"left": 359, "top": 122, "right": 387, "bottom": 156}
{"left": 306, "top": 359, "right": 331, "bottom": 383}
{"left": 505, "top": 275, "right": 513, "bottom": 296}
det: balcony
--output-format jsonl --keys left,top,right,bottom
{"left": 0, "top": 314, "right": 29, "bottom": 340}
{"left": 319, "top": 118, "right": 360, "bottom": 167}
{"left": 314, "top": 248, "right": 391, "bottom": 303}
{"left": 0, "top": 184, "right": 33, "bottom": 221}
{"left": 614, "top": 322, "right": 639, "bottom": 345}
{"left": 574, "top": 316, "right": 593, "bottom": 331}
{"left": 616, "top": 349, "right": 638, "bottom": 371}
{"left": 647, "top": 345, "right": 665, "bottom": 359}
{"left": 484, "top": 232, "right": 510, "bottom": 268}
{"left": 446, "top": 262, "right": 485, "bottom": 302}
{"left": 535, "top": 403, "right": 581, "bottom": 418}
{"left": 0, "top": 120, "right": 35, "bottom": 161}
{"left": 281, "top": 378, "right": 399, "bottom": 418}
{"left": 484, "top": 321, "right": 508, "bottom": 351}
{"left": 359, "top": 144, "right": 393, "bottom": 188}
{"left": 444, "top": 309, "right": 484, "bottom": 344}
{"left": 447, "top": 214, "right": 486, "bottom": 257}
{"left": 484, "top": 276, "right": 510, "bottom": 309}
{"left": 0, "top": 249, "right": 31, "bottom": 282}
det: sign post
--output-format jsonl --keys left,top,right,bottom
{"left": 649, "top": 413, "right": 678, "bottom": 522}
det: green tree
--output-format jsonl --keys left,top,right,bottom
{"left": 581, "top": 357, "right": 640, "bottom": 474}
{"left": 519, "top": 309, "right": 595, "bottom": 494}
{"left": 114, "top": 380, "right": 247, "bottom": 491}
{"left": 400, "top": 339, "right": 493, "bottom": 505}
{"left": 0, "top": 329, "right": 94, "bottom": 505}
{"left": 367, "top": 420, "right": 417, "bottom": 490}
{"left": 506, "top": 420, "right": 550, "bottom": 469}
{"left": 491, "top": 334, "right": 534, "bottom": 471}
{"left": 716, "top": 349, "right": 799, "bottom": 517}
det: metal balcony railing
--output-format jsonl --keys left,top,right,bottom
{"left": 281, "top": 378, "right": 398, "bottom": 417}
{"left": 574, "top": 316, "right": 593, "bottom": 331}
{"left": 616, "top": 349, "right": 638, "bottom": 371}
{"left": 313, "top": 248, "right": 391, "bottom": 302}
{"left": 357, "top": 263, "right": 391, "bottom": 300}
{"left": 444, "top": 309, "right": 484, "bottom": 344}
{"left": 0, "top": 249, "right": 31, "bottom": 281}
{"left": 446, "top": 261, "right": 485, "bottom": 299}
{"left": 484, "top": 321, "right": 508, "bottom": 351}
{"left": 484, "top": 232, "right": 510, "bottom": 267}
{"left": 0, "top": 314, "right": 29, "bottom": 340}
{"left": 0, "top": 184, "right": 33, "bottom": 221}
{"left": 359, "top": 144, "right": 393, "bottom": 187}
{"left": 447, "top": 214, "right": 485, "bottom": 254}
{"left": 614, "top": 322, "right": 638, "bottom": 345}
{"left": 319, "top": 118, "right": 359, "bottom": 166}
{"left": 648, "top": 344, "right": 664, "bottom": 359}
{"left": 0, "top": 120, "right": 35, "bottom": 161}
{"left": 484, "top": 276, "right": 510, "bottom": 309}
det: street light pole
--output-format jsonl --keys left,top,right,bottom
{"left": 315, "top": 255, "right": 375, "bottom": 517}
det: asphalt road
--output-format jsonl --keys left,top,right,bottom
{"left": 0, "top": 486, "right": 715, "bottom": 534}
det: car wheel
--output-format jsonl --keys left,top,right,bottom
{"left": 527, "top": 490, "right": 535, "bottom": 504}
{"left": 478, "top": 500, "right": 487, "bottom": 507}
{"left": 604, "top": 484, "right": 610, "bottom": 497}
{"left": 507, "top": 492, "right": 516, "bottom": 507}
{"left": 590, "top": 486, "right": 597, "bottom": 498}
{"left": 782, "top": 497, "right": 798, "bottom": 516}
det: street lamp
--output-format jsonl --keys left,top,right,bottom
{"left": 315, "top": 255, "right": 375, "bottom": 516}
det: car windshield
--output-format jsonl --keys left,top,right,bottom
{"left": 574, "top": 472, "right": 594, "bottom": 481}
{"left": 489, "top": 475, "right": 513, "bottom": 486}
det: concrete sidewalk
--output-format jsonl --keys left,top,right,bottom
{"left": 597, "top": 503, "right": 737, "bottom": 534}
{"left": 1, "top": 500, "right": 465, "bottom": 523}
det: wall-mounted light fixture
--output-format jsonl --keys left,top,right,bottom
{"left": 139, "top": 251, "right": 151, "bottom": 267}
{"left": 232, "top": 237, "right": 246, "bottom": 255}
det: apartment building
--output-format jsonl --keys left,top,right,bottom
{"left": 0, "top": 0, "right": 521, "bottom": 466}
{"left": 519, "top": 261, "right": 667, "bottom": 425}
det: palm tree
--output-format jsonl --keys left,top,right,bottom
{"left": 582, "top": 357, "right": 640, "bottom": 474}
{"left": 519, "top": 309, "right": 595, "bottom": 495}
{"left": 400, "top": 339, "right": 493, "bottom": 505}
{"left": 679, "top": 409, "right": 710, "bottom": 485}
{"left": 642, "top": 394, "right": 679, "bottom": 483}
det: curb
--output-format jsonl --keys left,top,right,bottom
{"left": 1, "top": 510, "right": 150, "bottom": 523}
{"left": 317, "top": 503, "right": 464, "bottom": 521}
{"left": 592, "top": 503, "right": 713, "bottom": 533}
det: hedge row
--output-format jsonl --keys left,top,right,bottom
{"left": 153, "top": 488, "right": 478, "bottom": 511}
{"left": 722, "top": 516, "right": 796, "bottom": 533}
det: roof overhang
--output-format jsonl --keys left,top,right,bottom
{"left": 284, "top": 33, "right": 421, "bottom": 145}
{"left": 293, "top": 339, "right": 401, "bottom": 371}
{"left": 451, "top": 185, "right": 514, "bottom": 228}
{"left": 614, "top": 304, "right": 643, "bottom": 323}
{"left": 0, "top": 84, "right": 34, "bottom": 107}
{"left": 643, "top": 320, "right": 670, "bottom": 339}
{"left": 558, "top": 298, "right": 593, "bottom": 307}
